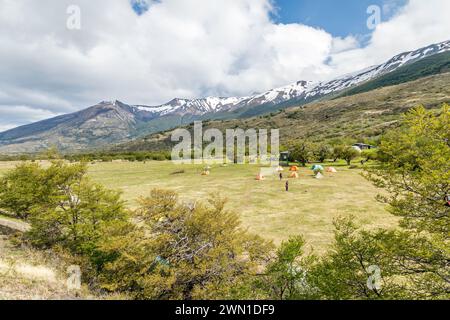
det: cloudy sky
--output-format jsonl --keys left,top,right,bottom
{"left": 0, "top": 0, "right": 449, "bottom": 132}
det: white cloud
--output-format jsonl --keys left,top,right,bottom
{"left": 329, "top": 0, "right": 450, "bottom": 76}
{"left": 0, "top": 105, "right": 60, "bottom": 132}
{"left": 0, "top": 0, "right": 449, "bottom": 131}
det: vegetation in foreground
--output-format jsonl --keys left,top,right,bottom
{"left": 0, "top": 105, "right": 448, "bottom": 300}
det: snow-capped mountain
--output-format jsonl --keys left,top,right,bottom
{"left": 306, "top": 40, "right": 450, "bottom": 98}
{"left": 0, "top": 40, "right": 449, "bottom": 154}
{"left": 131, "top": 80, "right": 314, "bottom": 117}
{"left": 128, "top": 40, "right": 450, "bottom": 118}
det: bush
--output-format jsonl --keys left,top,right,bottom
{"left": 98, "top": 189, "right": 273, "bottom": 299}
{"left": 0, "top": 162, "right": 45, "bottom": 219}
{"left": 0, "top": 160, "right": 130, "bottom": 261}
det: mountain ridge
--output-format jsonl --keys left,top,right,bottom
{"left": 114, "top": 72, "right": 450, "bottom": 153}
{"left": 1, "top": 40, "right": 449, "bottom": 154}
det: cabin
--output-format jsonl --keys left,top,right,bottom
{"left": 352, "top": 143, "right": 376, "bottom": 150}
{"left": 280, "top": 151, "right": 290, "bottom": 166}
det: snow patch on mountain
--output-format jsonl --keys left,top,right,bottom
{"left": 129, "top": 40, "right": 450, "bottom": 118}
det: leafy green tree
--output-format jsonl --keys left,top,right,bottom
{"left": 307, "top": 217, "right": 409, "bottom": 300}
{"left": 314, "top": 144, "right": 332, "bottom": 163}
{"left": 341, "top": 146, "right": 360, "bottom": 165}
{"left": 290, "top": 141, "right": 314, "bottom": 167}
{"left": 256, "top": 236, "right": 315, "bottom": 300}
{"left": 363, "top": 105, "right": 450, "bottom": 298}
{"left": 368, "top": 105, "right": 449, "bottom": 234}
{"left": 332, "top": 145, "right": 345, "bottom": 162}
{"left": 361, "top": 149, "right": 378, "bottom": 164}
{"left": 98, "top": 189, "right": 272, "bottom": 300}
{"left": 0, "top": 160, "right": 130, "bottom": 260}
{"left": 28, "top": 178, "right": 129, "bottom": 257}
{"left": 0, "top": 162, "right": 45, "bottom": 219}
{"left": 305, "top": 105, "right": 449, "bottom": 300}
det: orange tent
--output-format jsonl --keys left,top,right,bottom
{"left": 289, "top": 172, "right": 299, "bottom": 179}
{"left": 289, "top": 166, "right": 299, "bottom": 172}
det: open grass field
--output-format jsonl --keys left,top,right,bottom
{"left": 0, "top": 161, "right": 398, "bottom": 253}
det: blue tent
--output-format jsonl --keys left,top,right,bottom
{"left": 311, "top": 165, "right": 324, "bottom": 171}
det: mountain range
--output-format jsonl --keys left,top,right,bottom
{"left": 0, "top": 40, "right": 449, "bottom": 154}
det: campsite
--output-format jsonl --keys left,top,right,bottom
{"left": 0, "top": 160, "right": 396, "bottom": 252}
{"left": 0, "top": 1, "right": 448, "bottom": 302}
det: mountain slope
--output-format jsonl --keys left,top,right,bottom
{"left": 113, "top": 73, "right": 450, "bottom": 152}
{"left": 339, "top": 51, "right": 450, "bottom": 98}
{"left": 0, "top": 40, "right": 449, "bottom": 154}
{"left": 0, "top": 101, "right": 147, "bottom": 153}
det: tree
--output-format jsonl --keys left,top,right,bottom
{"left": 341, "top": 146, "right": 360, "bottom": 165}
{"left": 314, "top": 144, "right": 332, "bottom": 163}
{"left": 0, "top": 160, "right": 130, "bottom": 260}
{"left": 0, "top": 162, "right": 45, "bottom": 219}
{"left": 98, "top": 189, "right": 273, "bottom": 300}
{"left": 361, "top": 149, "right": 378, "bottom": 164}
{"left": 367, "top": 105, "right": 449, "bottom": 233}
{"left": 290, "top": 141, "right": 313, "bottom": 167}
{"left": 306, "top": 105, "right": 449, "bottom": 300}
{"left": 332, "top": 145, "right": 345, "bottom": 162}
{"left": 28, "top": 178, "right": 129, "bottom": 257}
{"left": 256, "top": 236, "right": 314, "bottom": 300}
{"left": 307, "top": 217, "right": 409, "bottom": 300}
{"left": 363, "top": 104, "right": 450, "bottom": 299}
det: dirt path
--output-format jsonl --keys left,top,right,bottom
{"left": 0, "top": 216, "right": 30, "bottom": 233}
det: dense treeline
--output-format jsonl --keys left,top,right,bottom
{"left": 0, "top": 105, "right": 448, "bottom": 300}
{"left": 0, "top": 145, "right": 375, "bottom": 166}
{"left": 0, "top": 151, "right": 172, "bottom": 163}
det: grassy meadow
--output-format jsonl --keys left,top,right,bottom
{"left": 0, "top": 160, "right": 398, "bottom": 253}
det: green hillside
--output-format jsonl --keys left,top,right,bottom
{"left": 113, "top": 73, "right": 450, "bottom": 152}
{"left": 339, "top": 51, "right": 450, "bottom": 98}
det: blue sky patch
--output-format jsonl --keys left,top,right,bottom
{"left": 130, "top": 0, "right": 151, "bottom": 15}
{"left": 273, "top": 0, "right": 408, "bottom": 38}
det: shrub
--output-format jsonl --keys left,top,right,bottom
{"left": 98, "top": 189, "right": 273, "bottom": 299}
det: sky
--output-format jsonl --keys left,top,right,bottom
{"left": 0, "top": 0, "right": 449, "bottom": 132}
{"left": 273, "top": 0, "right": 407, "bottom": 38}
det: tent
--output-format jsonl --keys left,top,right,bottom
{"left": 256, "top": 173, "right": 265, "bottom": 181}
{"left": 314, "top": 172, "right": 324, "bottom": 179}
{"left": 201, "top": 170, "right": 210, "bottom": 176}
{"left": 326, "top": 167, "right": 337, "bottom": 173}
{"left": 290, "top": 166, "right": 299, "bottom": 172}
{"left": 276, "top": 166, "right": 284, "bottom": 172}
{"left": 289, "top": 172, "right": 299, "bottom": 179}
{"left": 311, "top": 165, "right": 324, "bottom": 171}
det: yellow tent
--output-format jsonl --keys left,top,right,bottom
{"left": 201, "top": 170, "right": 210, "bottom": 176}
